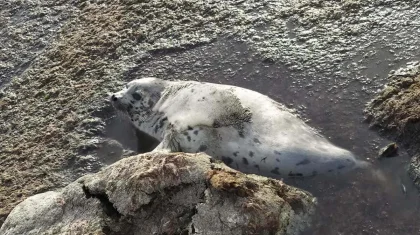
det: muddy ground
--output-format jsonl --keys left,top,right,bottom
{"left": 1, "top": 0, "right": 420, "bottom": 234}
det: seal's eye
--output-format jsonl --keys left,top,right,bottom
{"left": 132, "top": 93, "right": 141, "bottom": 100}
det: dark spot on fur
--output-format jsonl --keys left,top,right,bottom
{"left": 276, "top": 158, "right": 280, "bottom": 162}
{"left": 187, "top": 136, "right": 191, "bottom": 142}
{"left": 148, "top": 100, "right": 154, "bottom": 107}
{"left": 187, "top": 126, "right": 193, "bottom": 130}
{"left": 182, "top": 132, "right": 189, "bottom": 136}
{"left": 130, "top": 100, "right": 135, "bottom": 104}
{"left": 221, "top": 156, "right": 233, "bottom": 166}
{"left": 296, "top": 159, "right": 311, "bottom": 166}
{"left": 261, "top": 157, "right": 267, "bottom": 163}
{"left": 328, "top": 169, "right": 334, "bottom": 173}
{"left": 249, "top": 151, "right": 254, "bottom": 157}
{"left": 151, "top": 117, "right": 161, "bottom": 128}
{"left": 212, "top": 121, "right": 221, "bottom": 128}
{"left": 254, "top": 164, "right": 260, "bottom": 171}
{"left": 159, "top": 117, "right": 168, "bottom": 128}
{"left": 127, "top": 104, "right": 133, "bottom": 111}
{"left": 337, "top": 165, "right": 346, "bottom": 170}
{"left": 191, "top": 89, "right": 195, "bottom": 92}
{"left": 253, "top": 138, "right": 261, "bottom": 144}
{"left": 154, "top": 125, "right": 159, "bottom": 133}
{"left": 242, "top": 158, "right": 249, "bottom": 165}
{"left": 233, "top": 151, "right": 239, "bottom": 157}
{"left": 199, "top": 145, "right": 207, "bottom": 151}
{"left": 132, "top": 93, "right": 141, "bottom": 100}
{"left": 271, "top": 167, "right": 281, "bottom": 175}
{"left": 238, "top": 131, "right": 245, "bottom": 138}
{"left": 193, "top": 130, "right": 199, "bottom": 135}
{"left": 274, "top": 150, "right": 281, "bottom": 155}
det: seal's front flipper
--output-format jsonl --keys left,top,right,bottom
{"left": 151, "top": 142, "right": 172, "bottom": 153}
{"left": 152, "top": 128, "right": 182, "bottom": 153}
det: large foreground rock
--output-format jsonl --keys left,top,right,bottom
{"left": 0, "top": 152, "right": 316, "bottom": 235}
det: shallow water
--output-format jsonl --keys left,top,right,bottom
{"left": 126, "top": 39, "right": 420, "bottom": 234}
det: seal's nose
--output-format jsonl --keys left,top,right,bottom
{"left": 111, "top": 94, "right": 118, "bottom": 102}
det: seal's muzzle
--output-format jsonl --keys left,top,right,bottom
{"left": 110, "top": 93, "right": 128, "bottom": 112}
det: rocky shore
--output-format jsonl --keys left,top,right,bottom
{"left": 2, "top": 0, "right": 420, "bottom": 233}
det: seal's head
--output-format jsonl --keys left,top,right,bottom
{"left": 111, "top": 77, "right": 166, "bottom": 119}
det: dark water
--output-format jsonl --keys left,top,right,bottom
{"left": 117, "top": 39, "right": 420, "bottom": 234}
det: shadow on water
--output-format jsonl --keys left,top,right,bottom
{"left": 64, "top": 104, "right": 159, "bottom": 177}
{"left": 103, "top": 109, "right": 159, "bottom": 154}
{"left": 123, "top": 39, "right": 420, "bottom": 234}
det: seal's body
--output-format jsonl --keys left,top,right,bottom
{"left": 111, "top": 77, "right": 363, "bottom": 177}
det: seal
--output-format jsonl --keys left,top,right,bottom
{"left": 111, "top": 77, "right": 366, "bottom": 177}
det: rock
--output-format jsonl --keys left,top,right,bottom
{"left": 377, "top": 143, "right": 398, "bottom": 159}
{"left": 365, "top": 62, "right": 420, "bottom": 187}
{"left": 409, "top": 154, "right": 420, "bottom": 187}
{"left": 0, "top": 152, "right": 316, "bottom": 235}
{"left": 365, "top": 61, "right": 420, "bottom": 139}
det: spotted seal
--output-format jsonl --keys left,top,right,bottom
{"left": 111, "top": 77, "right": 366, "bottom": 177}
